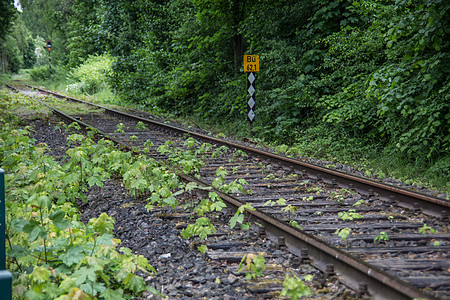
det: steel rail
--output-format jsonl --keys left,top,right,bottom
{"left": 10, "top": 83, "right": 441, "bottom": 299}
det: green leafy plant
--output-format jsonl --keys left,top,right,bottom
{"left": 338, "top": 209, "right": 364, "bottom": 221}
{"left": 229, "top": 203, "right": 255, "bottom": 230}
{"left": 211, "top": 146, "right": 229, "bottom": 158}
{"left": 282, "top": 204, "right": 298, "bottom": 221}
{"left": 180, "top": 217, "right": 216, "bottom": 240}
{"left": 329, "top": 191, "right": 344, "bottom": 203}
{"left": 374, "top": 231, "right": 390, "bottom": 243}
{"left": 289, "top": 219, "right": 302, "bottom": 230}
{"left": 197, "top": 244, "right": 208, "bottom": 254}
{"left": 301, "top": 196, "right": 314, "bottom": 202}
{"left": 307, "top": 187, "right": 324, "bottom": 194}
{"left": 334, "top": 228, "right": 352, "bottom": 242}
{"left": 158, "top": 140, "right": 205, "bottom": 175}
{"left": 135, "top": 121, "right": 147, "bottom": 131}
{"left": 280, "top": 274, "right": 313, "bottom": 299}
{"left": 115, "top": 122, "right": 126, "bottom": 134}
{"left": 231, "top": 149, "right": 248, "bottom": 161}
{"left": 238, "top": 254, "right": 266, "bottom": 281}
{"left": 419, "top": 224, "right": 436, "bottom": 235}
{"left": 211, "top": 166, "right": 250, "bottom": 195}
{"left": 353, "top": 200, "right": 366, "bottom": 206}
{"left": 264, "top": 198, "right": 286, "bottom": 207}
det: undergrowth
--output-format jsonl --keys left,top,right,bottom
{"left": 0, "top": 90, "right": 163, "bottom": 299}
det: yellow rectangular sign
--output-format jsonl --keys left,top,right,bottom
{"left": 244, "top": 55, "right": 259, "bottom": 72}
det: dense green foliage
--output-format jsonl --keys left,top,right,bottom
{"left": 94, "top": 0, "right": 449, "bottom": 174}
{"left": 66, "top": 55, "right": 112, "bottom": 95}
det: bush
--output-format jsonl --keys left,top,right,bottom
{"left": 66, "top": 55, "right": 112, "bottom": 95}
{"left": 29, "top": 65, "right": 66, "bottom": 82}
{"left": 29, "top": 65, "right": 51, "bottom": 81}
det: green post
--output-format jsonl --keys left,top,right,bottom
{"left": 0, "top": 169, "right": 12, "bottom": 299}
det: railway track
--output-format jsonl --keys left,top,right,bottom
{"left": 5, "top": 83, "right": 450, "bottom": 299}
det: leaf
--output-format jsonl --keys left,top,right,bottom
{"left": 211, "top": 200, "right": 226, "bottom": 212}
{"left": 25, "top": 290, "right": 46, "bottom": 300}
{"left": 180, "top": 227, "right": 192, "bottom": 239}
{"left": 7, "top": 245, "right": 28, "bottom": 258}
{"left": 28, "top": 225, "right": 47, "bottom": 242}
{"left": 241, "top": 223, "right": 250, "bottom": 230}
{"left": 63, "top": 172, "right": 79, "bottom": 184}
{"left": 80, "top": 282, "right": 106, "bottom": 295}
{"left": 37, "top": 194, "right": 52, "bottom": 211}
{"left": 30, "top": 266, "right": 50, "bottom": 284}
{"left": 119, "top": 247, "right": 132, "bottom": 256}
{"left": 229, "top": 213, "right": 244, "bottom": 229}
{"left": 49, "top": 210, "right": 71, "bottom": 229}
{"left": 135, "top": 255, "right": 156, "bottom": 274}
{"left": 123, "top": 273, "right": 146, "bottom": 294}
{"left": 97, "top": 234, "right": 114, "bottom": 246}
{"left": 197, "top": 226, "right": 212, "bottom": 239}
{"left": 163, "top": 196, "right": 177, "bottom": 207}
{"left": 185, "top": 182, "right": 198, "bottom": 191}
{"left": 89, "top": 213, "right": 115, "bottom": 235}
{"left": 10, "top": 218, "right": 29, "bottom": 232}
{"left": 197, "top": 244, "right": 208, "bottom": 254}
{"left": 66, "top": 287, "right": 89, "bottom": 300}
{"left": 74, "top": 267, "right": 97, "bottom": 285}
{"left": 87, "top": 175, "right": 103, "bottom": 187}
{"left": 211, "top": 178, "right": 222, "bottom": 188}
{"left": 147, "top": 286, "right": 166, "bottom": 298}
{"left": 100, "top": 289, "right": 126, "bottom": 300}
{"left": 22, "top": 219, "right": 39, "bottom": 233}
{"left": 264, "top": 200, "right": 274, "bottom": 206}
{"left": 60, "top": 245, "right": 85, "bottom": 267}
{"left": 59, "top": 277, "right": 77, "bottom": 294}
{"left": 208, "top": 192, "right": 219, "bottom": 201}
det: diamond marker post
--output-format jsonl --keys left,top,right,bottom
{"left": 243, "top": 55, "right": 259, "bottom": 135}
{"left": 247, "top": 72, "right": 256, "bottom": 122}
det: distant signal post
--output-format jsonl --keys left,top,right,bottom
{"left": 46, "top": 40, "right": 52, "bottom": 80}
{"left": 244, "top": 55, "right": 259, "bottom": 135}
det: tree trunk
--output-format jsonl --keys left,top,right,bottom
{"left": 233, "top": 33, "right": 243, "bottom": 72}
{"left": 1, "top": 44, "right": 7, "bottom": 72}
{"left": 231, "top": 0, "right": 246, "bottom": 73}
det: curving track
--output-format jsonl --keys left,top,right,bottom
{"left": 6, "top": 83, "right": 450, "bottom": 299}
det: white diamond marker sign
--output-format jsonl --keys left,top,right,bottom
{"left": 248, "top": 110, "right": 255, "bottom": 121}
{"left": 248, "top": 97, "right": 255, "bottom": 108}
{"left": 248, "top": 72, "right": 255, "bottom": 83}
{"left": 248, "top": 85, "right": 255, "bottom": 96}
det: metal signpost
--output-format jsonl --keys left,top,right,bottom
{"left": 46, "top": 40, "right": 52, "bottom": 80}
{"left": 243, "top": 55, "right": 259, "bottom": 135}
{"left": 0, "top": 169, "right": 12, "bottom": 299}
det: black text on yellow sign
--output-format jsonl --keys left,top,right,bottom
{"left": 244, "top": 55, "right": 259, "bottom": 72}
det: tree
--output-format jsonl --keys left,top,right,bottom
{"left": 0, "top": 0, "right": 16, "bottom": 40}
{"left": 0, "top": 0, "right": 17, "bottom": 72}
